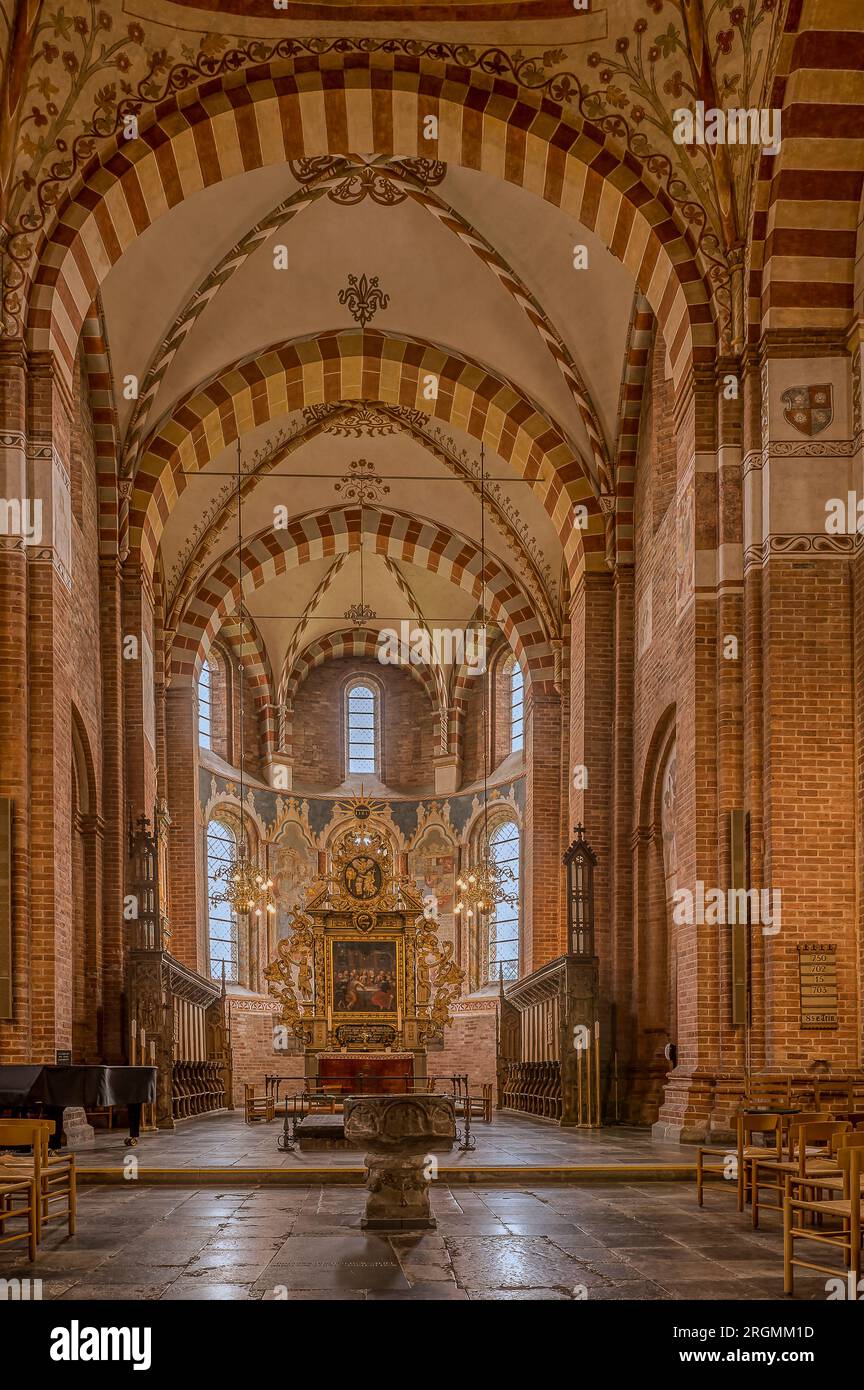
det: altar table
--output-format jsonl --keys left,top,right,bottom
{"left": 316, "top": 1053, "right": 414, "bottom": 1096}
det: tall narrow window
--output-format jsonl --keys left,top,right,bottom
{"left": 198, "top": 659, "right": 213, "bottom": 748}
{"left": 346, "top": 681, "right": 378, "bottom": 775}
{"left": 509, "top": 658, "right": 524, "bottom": 752}
{"left": 488, "top": 819, "right": 520, "bottom": 982}
{"left": 206, "top": 818, "right": 238, "bottom": 982}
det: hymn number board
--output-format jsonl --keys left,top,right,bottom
{"left": 798, "top": 943, "right": 839, "bottom": 1029}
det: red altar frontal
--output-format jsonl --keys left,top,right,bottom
{"left": 265, "top": 796, "right": 464, "bottom": 1090}
{"left": 317, "top": 1053, "right": 414, "bottom": 1095}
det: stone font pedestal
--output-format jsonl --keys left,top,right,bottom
{"left": 343, "top": 1092, "right": 456, "bottom": 1231}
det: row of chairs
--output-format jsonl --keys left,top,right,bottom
{"left": 0, "top": 1119, "right": 76, "bottom": 1263}
{"left": 697, "top": 1112, "right": 864, "bottom": 1294}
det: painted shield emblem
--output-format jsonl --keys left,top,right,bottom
{"left": 781, "top": 384, "right": 833, "bottom": 436}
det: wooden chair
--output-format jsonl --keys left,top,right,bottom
{"left": 0, "top": 1119, "right": 76, "bottom": 1242}
{"left": 0, "top": 1174, "right": 37, "bottom": 1262}
{"left": 751, "top": 1120, "right": 850, "bottom": 1228}
{"left": 784, "top": 1146, "right": 863, "bottom": 1296}
{"left": 243, "top": 1083, "right": 275, "bottom": 1124}
{"left": 304, "top": 1091, "right": 336, "bottom": 1115}
{"left": 696, "top": 1113, "right": 782, "bottom": 1212}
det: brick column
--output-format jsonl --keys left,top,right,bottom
{"left": 568, "top": 571, "right": 614, "bottom": 984}
{"left": 523, "top": 683, "right": 563, "bottom": 970}
{"left": 654, "top": 367, "right": 721, "bottom": 1139}
{"left": 750, "top": 334, "right": 858, "bottom": 1076}
{"left": 27, "top": 353, "right": 75, "bottom": 1057}
{"left": 0, "top": 340, "right": 31, "bottom": 1059}
{"left": 121, "top": 559, "right": 157, "bottom": 820}
{"left": 98, "top": 555, "right": 125, "bottom": 1060}
{"left": 165, "top": 681, "right": 202, "bottom": 972}
{"left": 610, "top": 564, "right": 635, "bottom": 1089}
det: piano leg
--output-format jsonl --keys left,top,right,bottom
{"left": 124, "top": 1103, "right": 142, "bottom": 1147}
{"left": 44, "top": 1105, "right": 64, "bottom": 1150}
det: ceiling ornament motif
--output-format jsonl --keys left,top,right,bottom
{"left": 0, "top": 11, "right": 780, "bottom": 341}
{"left": 115, "top": 145, "right": 607, "bottom": 485}
{"left": 302, "top": 403, "right": 427, "bottom": 437}
{"left": 290, "top": 156, "right": 447, "bottom": 205}
{"left": 334, "top": 458, "right": 391, "bottom": 505}
{"left": 344, "top": 601, "right": 377, "bottom": 628}
{"left": 338, "top": 272, "right": 390, "bottom": 328}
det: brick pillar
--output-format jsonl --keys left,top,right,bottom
{"left": 98, "top": 556, "right": 125, "bottom": 1060}
{"left": 715, "top": 360, "right": 746, "bottom": 1076}
{"left": 523, "top": 684, "right": 563, "bottom": 970}
{"left": 27, "top": 353, "right": 75, "bottom": 1058}
{"left": 568, "top": 571, "right": 614, "bottom": 986}
{"left": 610, "top": 565, "right": 635, "bottom": 1092}
{"left": 654, "top": 367, "right": 721, "bottom": 1139}
{"left": 121, "top": 560, "right": 157, "bottom": 820}
{"left": 753, "top": 337, "right": 858, "bottom": 1075}
{"left": 0, "top": 340, "right": 31, "bottom": 1059}
{"left": 165, "top": 681, "right": 201, "bottom": 972}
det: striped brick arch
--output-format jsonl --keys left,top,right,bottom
{"left": 169, "top": 506, "right": 555, "bottom": 688}
{"left": 281, "top": 629, "right": 438, "bottom": 711}
{"left": 28, "top": 57, "right": 714, "bottom": 396}
{"left": 613, "top": 292, "right": 654, "bottom": 564}
{"left": 278, "top": 627, "right": 441, "bottom": 765}
{"left": 750, "top": 1, "right": 864, "bottom": 335}
{"left": 129, "top": 329, "right": 603, "bottom": 584}
{"left": 216, "top": 614, "right": 278, "bottom": 758}
{"left": 80, "top": 296, "right": 121, "bottom": 554}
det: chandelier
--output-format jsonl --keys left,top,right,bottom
{"left": 210, "top": 844, "right": 276, "bottom": 919}
{"left": 455, "top": 442, "right": 516, "bottom": 923}
{"left": 342, "top": 458, "right": 377, "bottom": 627}
{"left": 208, "top": 438, "right": 276, "bottom": 923}
{"left": 455, "top": 856, "right": 515, "bottom": 920}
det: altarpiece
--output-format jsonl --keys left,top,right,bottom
{"left": 264, "top": 797, "right": 463, "bottom": 1091}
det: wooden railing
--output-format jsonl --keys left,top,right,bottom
{"left": 172, "top": 1061, "right": 227, "bottom": 1120}
{"left": 500, "top": 1061, "right": 562, "bottom": 1120}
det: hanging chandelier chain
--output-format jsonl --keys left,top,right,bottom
{"left": 209, "top": 436, "right": 275, "bottom": 922}
{"left": 454, "top": 442, "right": 514, "bottom": 922}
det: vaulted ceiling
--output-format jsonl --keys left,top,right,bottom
{"left": 99, "top": 155, "right": 636, "bottom": 698}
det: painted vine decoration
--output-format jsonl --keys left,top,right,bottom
{"left": 3, "top": 28, "right": 726, "bottom": 332}
{"left": 2, "top": 3, "right": 785, "bottom": 341}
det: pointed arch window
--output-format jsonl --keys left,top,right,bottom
{"left": 206, "top": 817, "right": 238, "bottom": 982}
{"left": 198, "top": 659, "right": 213, "bottom": 748}
{"left": 487, "top": 819, "right": 520, "bottom": 982}
{"left": 346, "top": 681, "right": 378, "bottom": 775}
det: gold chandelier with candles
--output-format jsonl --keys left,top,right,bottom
{"left": 208, "top": 438, "right": 276, "bottom": 924}
{"left": 454, "top": 857, "right": 515, "bottom": 920}
{"left": 455, "top": 443, "right": 516, "bottom": 924}
{"left": 210, "top": 843, "right": 276, "bottom": 919}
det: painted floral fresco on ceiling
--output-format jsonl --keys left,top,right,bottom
{"left": 0, "top": 0, "right": 787, "bottom": 346}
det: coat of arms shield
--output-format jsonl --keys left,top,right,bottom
{"left": 781, "top": 384, "right": 833, "bottom": 436}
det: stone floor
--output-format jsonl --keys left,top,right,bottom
{"left": 74, "top": 1111, "right": 691, "bottom": 1170}
{"left": 0, "top": 1181, "right": 835, "bottom": 1301}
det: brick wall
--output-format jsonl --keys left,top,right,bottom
{"left": 425, "top": 1006, "right": 498, "bottom": 1090}
{"left": 229, "top": 999, "right": 303, "bottom": 1106}
{"left": 291, "top": 658, "right": 436, "bottom": 792}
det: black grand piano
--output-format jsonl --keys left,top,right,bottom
{"left": 0, "top": 1065, "right": 157, "bottom": 1147}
